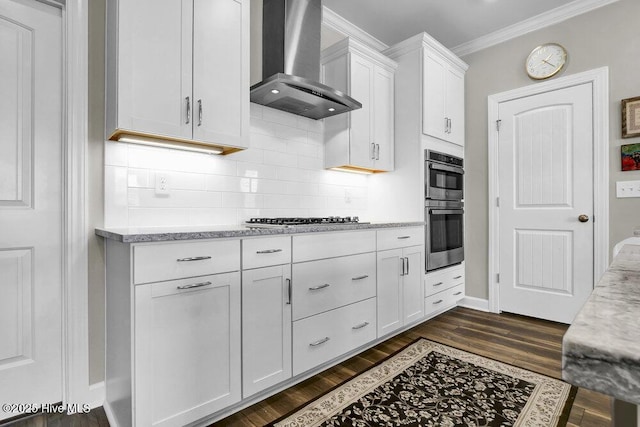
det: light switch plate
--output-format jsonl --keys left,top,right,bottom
{"left": 616, "top": 180, "right": 640, "bottom": 198}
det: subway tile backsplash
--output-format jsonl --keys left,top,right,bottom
{"left": 104, "top": 104, "right": 368, "bottom": 228}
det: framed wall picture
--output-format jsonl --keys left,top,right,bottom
{"left": 621, "top": 143, "right": 640, "bottom": 171}
{"left": 622, "top": 96, "right": 640, "bottom": 138}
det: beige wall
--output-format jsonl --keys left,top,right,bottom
{"left": 88, "top": 0, "right": 106, "bottom": 384}
{"left": 462, "top": 0, "right": 640, "bottom": 300}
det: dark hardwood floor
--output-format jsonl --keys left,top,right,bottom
{"left": 214, "top": 308, "right": 611, "bottom": 427}
{"left": 1, "top": 308, "right": 611, "bottom": 427}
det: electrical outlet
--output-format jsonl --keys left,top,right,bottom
{"left": 616, "top": 180, "right": 640, "bottom": 198}
{"left": 155, "top": 173, "right": 170, "bottom": 195}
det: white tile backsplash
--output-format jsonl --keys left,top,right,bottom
{"left": 104, "top": 104, "right": 369, "bottom": 227}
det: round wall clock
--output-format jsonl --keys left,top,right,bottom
{"left": 525, "top": 43, "right": 567, "bottom": 80}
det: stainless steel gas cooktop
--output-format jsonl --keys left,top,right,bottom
{"left": 245, "top": 216, "right": 366, "bottom": 229}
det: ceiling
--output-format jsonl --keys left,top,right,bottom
{"left": 322, "top": 0, "right": 578, "bottom": 50}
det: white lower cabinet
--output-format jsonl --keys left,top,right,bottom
{"left": 104, "top": 227, "right": 457, "bottom": 425}
{"left": 242, "top": 265, "right": 292, "bottom": 398}
{"left": 292, "top": 252, "right": 376, "bottom": 321}
{"left": 425, "top": 283, "right": 465, "bottom": 314}
{"left": 292, "top": 297, "right": 377, "bottom": 376}
{"left": 424, "top": 263, "right": 465, "bottom": 317}
{"left": 134, "top": 272, "right": 241, "bottom": 427}
{"left": 377, "top": 245, "right": 424, "bottom": 337}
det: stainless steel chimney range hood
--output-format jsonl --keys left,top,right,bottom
{"left": 250, "top": 0, "right": 361, "bottom": 120}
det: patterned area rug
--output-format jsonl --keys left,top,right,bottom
{"left": 272, "top": 339, "right": 576, "bottom": 427}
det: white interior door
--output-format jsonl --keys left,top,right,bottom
{"left": 498, "top": 83, "right": 593, "bottom": 324}
{"left": 0, "top": 0, "right": 63, "bottom": 416}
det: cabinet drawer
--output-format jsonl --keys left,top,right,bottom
{"left": 292, "top": 252, "right": 376, "bottom": 320}
{"left": 293, "top": 297, "right": 376, "bottom": 376}
{"left": 376, "top": 227, "right": 424, "bottom": 251}
{"left": 134, "top": 240, "right": 240, "bottom": 284}
{"left": 425, "top": 284, "right": 464, "bottom": 315}
{"left": 292, "top": 231, "right": 376, "bottom": 262}
{"left": 425, "top": 264, "right": 464, "bottom": 296}
{"left": 242, "top": 236, "right": 291, "bottom": 269}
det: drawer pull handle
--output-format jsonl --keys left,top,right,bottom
{"left": 256, "top": 249, "right": 283, "bottom": 254}
{"left": 433, "top": 299, "right": 444, "bottom": 305}
{"left": 352, "top": 322, "right": 369, "bottom": 330}
{"left": 453, "top": 275, "right": 463, "bottom": 279}
{"left": 397, "top": 236, "right": 411, "bottom": 239}
{"left": 310, "top": 337, "right": 330, "bottom": 347}
{"left": 433, "top": 282, "right": 444, "bottom": 287}
{"left": 309, "top": 283, "right": 330, "bottom": 291}
{"left": 177, "top": 281, "right": 212, "bottom": 290}
{"left": 176, "top": 256, "right": 211, "bottom": 262}
{"left": 453, "top": 291, "right": 463, "bottom": 296}
{"left": 352, "top": 275, "right": 369, "bottom": 281}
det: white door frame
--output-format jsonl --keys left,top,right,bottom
{"left": 487, "top": 67, "right": 609, "bottom": 314}
{"left": 61, "top": 0, "right": 97, "bottom": 407}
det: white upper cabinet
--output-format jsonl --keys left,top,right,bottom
{"left": 322, "top": 38, "right": 397, "bottom": 173}
{"left": 106, "top": 0, "right": 249, "bottom": 154}
{"left": 422, "top": 48, "right": 466, "bottom": 146}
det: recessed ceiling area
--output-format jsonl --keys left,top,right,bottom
{"left": 322, "top": 0, "right": 578, "bottom": 49}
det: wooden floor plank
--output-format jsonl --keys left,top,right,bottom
{"left": 3, "top": 308, "right": 611, "bottom": 427}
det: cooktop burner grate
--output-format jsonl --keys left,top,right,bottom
{"left": 246, "top": 216, "right": 362, "bottom": 227}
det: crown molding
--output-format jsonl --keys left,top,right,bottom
{"left": 452, "top": 0, "right": 622, "bottom": 57}
{"left": 321, "top": 37, "right": 397, "bottom": 71}
{"left": 322, "top": 6, "right": 389, "bottom": 52}
{"left": 385, "top": 33, "right": 469, "bottom": 72}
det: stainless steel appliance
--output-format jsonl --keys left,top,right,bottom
{"left": 425, "top": 200, "right": 464, "bottom": 271}
{"left": 249, "top": 0, "right": 362, "bottom": 120}
{"left": 245, "top": 216, "right": 366, "bottom": 229}
{"left": 425, "top": 150, "right": 464, "bottom": 271}
{"left": 425, "top": 150, "right": 464, "bottom": 201}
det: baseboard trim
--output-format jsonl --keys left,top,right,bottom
{"left": 87, "top": 381, "right": 105, "bottom": 409}
{"left": 457, "top": 296, "right": 490, "bottom": 312}
{"left": 103, "top": 400, "right": 120, "bottom": 427}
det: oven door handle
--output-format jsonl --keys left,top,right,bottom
{"left": 429, "top": 209, "right": 464, "bottom": 215}
{"left": 429, "top": 162, "right": 464, "bottom": 175}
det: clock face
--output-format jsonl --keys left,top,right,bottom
{"left": 526, "top": 43, "right": 567, "bottom": 80}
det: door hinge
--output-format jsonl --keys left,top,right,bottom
{"left": 496, "top": 197, "right": 500, "bottom": 207}
{"left": 496, "top": 120, "right": 502, "bottom": 131}
{"left": 496, "top": 273, "right": 500, "bottom": 283}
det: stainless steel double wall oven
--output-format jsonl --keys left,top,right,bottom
{"left": 425, "top": 150, "right": 464, "bottom": 272}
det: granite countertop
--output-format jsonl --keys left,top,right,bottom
{"left": 562, "top": 244, "right": 640, "bottom": 404}
{"left": 95, "top": 221, "right": 425, "bottom": 243}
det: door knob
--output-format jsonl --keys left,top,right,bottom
{"left": 578, "top": 214, "right": 589, "bottom": 223}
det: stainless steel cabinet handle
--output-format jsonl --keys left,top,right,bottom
{"left": 286, "top": 278, "right": 291, "bottom": 305}
{"left": 309, "top": 283, "right": 331, "bottom": 291}
{"left": 352, "top": 322, "right": 369, "bottom": 330}
{"left": 453, "top": 291, "right": 463, "bottom": 296}
{"left": 400, "top": 258, "right": 405, "bottom": 276}
{"left": 433, "top": 282, "right": 444, "bottom": 287}
{"left": 309, "top": 337, "right": 330, "bottom": 347}
{"left": 375, "top": 144, "right": 380, "bottom": 160}
{"left": 371, "top": 143, "right": 375, "bottom": 159}
{"left": 448, "top": 118, "right": 452, "bottom": 133}
{"left": 433, "top": 299, "right": 444, "bottom": 305}
{"left": 256, "top": 249, "right": 283, "bottom": 254}
{"left": 444, "top": 117, "right": 448, "bottom": 133}
{"left": 453, "top": 275, "right": 463, "bottom": 279}
{"left": 197, "top": 99, "right": 202, "bottom": 126}
{"left": 352, "top": 275, "right": 369, "bottom": 281}
{"left": 405, "top": 257, "right": 409, "bottom": 275}
{"left": 185, "top": 96, "right": 191, "bottom": 124}
{"left": 397, "top": 236, "right": 411, "bottom": 240}
{"left": 176, "top": 256, "right": 211, "bottom": 262}
{"left": 177, "top": 281, "right": 212, "bottom": 290}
